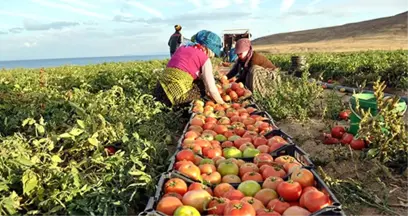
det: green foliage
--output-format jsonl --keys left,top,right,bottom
{"left": 266, "top": 50, "right": 408, "bottom": 89}
{"left": 255, "top": 70, "right": 324, "bottom": 121}
{"left": 0, "top": 60, "right": 185, "bottom": 215}
{"left": 355, "top": 79, "right": 408, "bottom": 168}
{"left": 320, "top": 89, "right": 345, "bottom": 120}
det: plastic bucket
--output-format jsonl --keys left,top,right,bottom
{"left": 349, "top": 93, "right": 407, "bottom": 135}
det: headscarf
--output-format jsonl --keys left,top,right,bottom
{"left": 235, "top": 38, "right": 253, "bottom": 67}
{"left": 185, "top": 30, "right": 222, "bottom": 57}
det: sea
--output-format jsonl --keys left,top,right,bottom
{"left": 0, "top": 54, "right": 170, "bottom": 70}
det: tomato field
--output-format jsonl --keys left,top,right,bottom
{"left": 1, "top": 50, "right": 407, "bottom": 215}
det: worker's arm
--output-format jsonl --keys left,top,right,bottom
{"left": 226, "top": 62, "right": 239, "bottom": 79}
{"left": 202, "top": 59, "right": 225, "bottom": 104}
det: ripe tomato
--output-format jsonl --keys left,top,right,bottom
{"left": 208, "top": 197, "right": 230, "bottom": 215}
{"left": 242, "top": 172, "right": 263, "bottom": 182}
{"left": 302, "top": 190, "right": 330, "bottom": 213}
{"left": 254, "top": 188, "right": 279, "bottom": 206}
{"left": 222, "top": 141, "right": 235, "bottom": 148}
{"left": 194, "top": 139, "right": 211, "bottom": 148}
{"left": 234, "top": 127, "right": 247, "bottom": 136}
{"left": 350, "top": 139, "right": 365, "bottom": 150}
{"left": 282, "top": 206, "right": 311, "bottom": 216}
{"left": 256, "top": 208, "right": 281, "bottom": 216}
{"left": 224, "top": 200, "right": 256, "bottom": 216}
{"left": 239, "top": 143, "right": 255, "bottom": 152}
{"left": 239, "top": 163, "right": 259, "bottom": 177}
{"left": 268, "top": 136, "right": 288, "bottom": 144}
{"left": 274, "top": 156, "right": 296, "bottom": 165}
{"left": 234, "top": 137, "right": 252, "bottom": 148}
{"left": 188, "top": 182, "right": 213, "bottom": 196}
{"left": 203, "top": 122, "right": 216, "bottom": 130}
{"left": 277, "top": 181, "right": 302, "bottom": 202}
{"left": 283, "top": 162, "right": 301, "bottom": 174}
{"left": 176, "top": 149, "right": 195, "bottom": 162}
{"left": 262, "top": 176, "right": 284, "bottom": 190}
{"left": 191, "top": 117, "right": 204, "bottom": 126}
{"left": 214, "top": 125, "right": 228, "bottom": 134}
{"left": 185, "top": 131, "right": 199, "bottom": 140}
{"left": 222, "top": 175, "right": 241, "bottom": 183}
{"left": 163, "top": 192, "right": 183, "bottom": 200}
{"left": 164, "top": 178, "right": 188, "bottom": 196}
{"left": 267, "top": 199, "right": 290, "bottom": 214}
{"left": 291, "top": 168, "right": 315, "bottom": 188}
{"left": 254, "top": 153, "right": 274, "bottom": 167}
{"left": 156, "top": 196, "right": 183, "bottom": 215}
{"left": 178, "top": 163, "right": 201, "bottom": 181}
{"left": 241, "top": 197, "right": 265, "bottom": 211}
{"left": 331, "top": 126, "right": 345, "bottom": 139}
{"left": 257, "top": 145, "right": 270, "bottom": 153}
{"left": 175, "top": 160, "right": 193, "bottom": 170}
{"left": 262, "top": 166, "right": 287, "bottom": 179}
{"left": 253, "top": 136, "right": 268, "bottom": 147}
{"left": 203, "top": 146, "right": 222, "bottom": 159}
{"left": 182, "top": 189, "right": 212, "bottom": 212}
{"left": 214, "top": 183, "right": 234, "bottom": 197}
{"left": 199, "top": 164, "right": 216, "bottom": 174}
{"left": 202, "top": 172, "right": 222, "bottom": 184}
{"left": 223, "top": 189, "right": 245, "bottom": 201}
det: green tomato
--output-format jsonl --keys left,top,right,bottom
{"left": 223, "top": 147, "right": 242, "bottom": 158}
{"left": 238, "top": 180, "right": 261, "bottom": 197}
{"left": 199, "top": 158, "right": 215, "bottom": 165}
{"left": 217, "top": 161, "right": 239, "bottom": 176}
{"left": 215, "top": 134, "right": 227, "bottom": 142}
{"left": 173, "top": 205, "right": 201, "bottom": 216}
{"left": 242, "top": 148, "right": 260, "bottom": 158}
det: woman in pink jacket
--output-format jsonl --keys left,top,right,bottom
{"left": 154, "top": 30, "right": 225, "bottom": 107}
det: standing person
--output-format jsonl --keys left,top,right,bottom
{"left": 226, "top": 38, "right": 280, "bottom": 96}
{"left": 228, "top": 40, "right": 237, "bottom": 62}
{"left": 168, "top": 25, "right": 183, "bottom": 57}
{"left": 155, "top": 30, "right": 225, "bottom": 107}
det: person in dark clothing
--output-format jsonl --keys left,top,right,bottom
{"left": 168, "top": 25, "right": 183, "bottom": 57}
{"left": 226, "top": 38, "right": 280, "bottom": 96}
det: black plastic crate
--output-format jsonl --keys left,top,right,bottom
{"left": 140, "top": 167, "right": 345, "bottom": 216}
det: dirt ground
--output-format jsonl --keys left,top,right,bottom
{"left": 275, "top": 89, "right": 408, "bottom": 216}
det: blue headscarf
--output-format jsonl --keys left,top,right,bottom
{"left": 185, "top": 30, "right": 222, "bottom": 57}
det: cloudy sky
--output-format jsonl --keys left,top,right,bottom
{"left": 0, "top": 0, "right": 407, "bottom": 61}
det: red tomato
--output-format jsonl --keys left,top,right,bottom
{"left": 202, "top": 172, "right": 222, "bottom": 184}
{"left": 331, "top": 126, "right": 345, "bottom": 139}
{"left": 156, "top": 197, "right": 183, "bottom": 215}
{"left": 222, "top": 175, "right": 241, "bottom": 184}
{"left": 254, "top": 153, "right": 274, "bottom": 167}
{"left": 223, "top": 189, "right": 245, "bottom": 201}
{"left": 203, "top": 146, "right": 222, "bottom": 159}
{"left": 302, "top": 190, "right": 330, "bottom": 213}
{"left": 178, "top": 163, "right": 201, "bottom": 181}
{"left": 241, "top": 197, "right": 265, "bottom": 211}
{"left": 277, "top": 181, "right": 302, "bottom": 202}
{"left": 253, "top": 136, "right": 268, "bottom": 147}
{"left": 350, "top": 139, "right": 365, "bottom": 150}
{"left": 242, "top": 172, "right": 263, "bottom": 182}
{"left": 274, "top": 156, "right": 296, "bottom": 165}
{"left": 262, "top": 166, "right": 287, "bottom": 179}
{"left": 262, "top": 176, "right": 284, "bottom": 190}
{"left": 199, "top": 164, "right": 216, "bottom": 174}
{"left": 188, "top": 182, "right": 213, "bottom": 196}
{"left": 290, "top": 168, "right": 315, "bottom": 188}
{"left": 239, "top": 163, "right": 260, "bottom": 177}
{"left": 162, "top": 192, "right": 183, "bottom": 200}
{"left": 340, "top": 133, "right": 354, "bottom": 145}
{"left": 224, "top": 200, "right": 256, "bottom": 216}
{"left": 254, "top": 188, "right": 279, "bottom": 206}
{"left": 176, "top": 149, "right": 195, "bottom": 162}
{"left": 214, "top": 183, "right": 234, "bottom": 197}
{"left": 208, "top": 197, "right": 230, "bottom": 215}
{"left": 182, "top": 189, "right": 212, "bottom": 213}
{"left": 164, "top": 178, "right": 188, "bottom": 196}
{"left": 267, "top": 199, "right": 290, "bottom": 214}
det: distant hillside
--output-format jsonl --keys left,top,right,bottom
{"left": 252, "top": 11, "right": 408, "bottom": 46}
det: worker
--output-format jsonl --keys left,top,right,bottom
{"left": 168, "top": 25, "right": 183, "bottom": 57}
{"left": 154, "top": 30, "right": 225, "bottom": 107}
{"left": 228, "top": 40, "right": 237, "bottom": 62}
{"left": 226, "top": 38, "right": 280, "bottom": 96}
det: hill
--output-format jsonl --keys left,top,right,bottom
{"left": 252, "top": 11, "right": 408, "bottom": 53}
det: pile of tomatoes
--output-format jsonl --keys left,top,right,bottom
{"left": 156, "top": 156, "right": 333, "bottom": 216}
{"left": 210, "top": 77, "right": 252, "bottom": 103}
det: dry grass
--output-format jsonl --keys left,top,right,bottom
{"left": 253, "top": 36, "right": 408, "bottom": 54}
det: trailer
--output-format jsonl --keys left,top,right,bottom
{"left": 221, "top": 29, "right": 251, "bottom": 61}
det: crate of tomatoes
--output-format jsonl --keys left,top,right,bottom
{"left": 140, "top": 163, "right": 345, "bottom": 216}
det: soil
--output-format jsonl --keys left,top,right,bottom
{"left": 276, "top": 115, "right": 408, "bottom": 216}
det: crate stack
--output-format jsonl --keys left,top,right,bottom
{"left": 139, "top": 81, "right": 345, "bottom": 216}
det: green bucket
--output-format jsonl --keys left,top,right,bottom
{"left": 349, "top": 93, "right": 407, "bottom": 135}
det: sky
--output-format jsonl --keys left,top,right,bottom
{"left": 0, "top": 0, "right": 407, "bottom": 61}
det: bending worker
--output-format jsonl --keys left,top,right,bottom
{"left": 155, "top": 30, "right": 225, "bottom": 107}
{"left": 168, "top": 25, "right": 183, "bottom": 57}
{"left": 226, "top": 38, "right": 280, "bottom": 96}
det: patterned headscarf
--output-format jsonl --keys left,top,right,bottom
{"left": 185, "top": 30, "right": 222, "bottom": 57}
